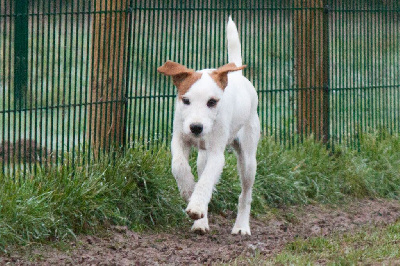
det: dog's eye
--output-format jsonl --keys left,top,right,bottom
{"left": 207, "top": 98, "right": 218, "bottom": 108}
{"left": 182, "top": 98, "right": 190, "bottom": 105}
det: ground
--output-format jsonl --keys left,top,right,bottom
{"left": 2, "top": 199, "right": 400, "bottom": 265}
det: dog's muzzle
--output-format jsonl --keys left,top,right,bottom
{"left": 190, "top": 123, "right": 203, "bottom": 136}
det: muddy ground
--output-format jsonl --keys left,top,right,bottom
{"left": 2, "top": 199, "right": 400, "bottom": 265}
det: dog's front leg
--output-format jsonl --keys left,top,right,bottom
{"left": 171, "top": 135, "right": 196, "bottom": 202}
{"left": 186, "top": 150, "right": 225, "bottom": 220}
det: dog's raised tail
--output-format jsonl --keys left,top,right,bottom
{"left": 227, "top": 16, "right": 242, "bottom": 69}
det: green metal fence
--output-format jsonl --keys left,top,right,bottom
{"left": 1, "top": 0, "right": 399, "bottom": 172}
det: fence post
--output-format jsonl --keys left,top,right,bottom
{"left": 294, "top": 0, "right": 329, "bottom": 143}
{"left": 90, "top": 0, "right": 128, "bottom": 158}
{"left": 14, "top": 0, "right": 29, "bottom": 109}
{"left": 322, "top": 1, "right": 330, "bottom": 144}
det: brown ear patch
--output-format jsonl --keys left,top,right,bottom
{"left": 210, "top": 63, "right": 246, "bottom": 90}
{"left": 158, "top": 60, "right": 202, "bottom": 98}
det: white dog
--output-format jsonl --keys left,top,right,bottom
{"left": 158, "top": 17, "right": 260, "bottom": 235}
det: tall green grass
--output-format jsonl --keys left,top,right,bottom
{"left": 0, "top": 145, "right": 186, "bottom": 251}
{"left": 1, "top": 133, "right": 400, "bottom": 250}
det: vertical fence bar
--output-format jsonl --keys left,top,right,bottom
{"left": 13, "top": 0, "right": 28, "bottom": 109}
{"left": 1, "top": 0, "right": 5, "bottom": 174}
{"left": 322, "top": 0, "right": 330, "bottom": 144}
{"left": 83, "top": 0, "right": 93, "bottom": 165}
{"left": 124, "top": 0, "right": 133, "bottom": 148}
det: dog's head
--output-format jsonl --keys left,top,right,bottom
{"left": 158, "top": 60, "right": 245, "bottom": 138}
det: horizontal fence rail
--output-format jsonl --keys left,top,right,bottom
{"left": 0, "top": 0, "right": 399, "bottom": 174}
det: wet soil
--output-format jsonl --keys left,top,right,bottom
{"left": 2, "top": 199, "right": 400, "bottom": 265}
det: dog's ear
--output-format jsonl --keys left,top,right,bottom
{"left": 158, "top": 61, "right": 202, "bottom": 97}
{"left": 210, "top": 63, "right": 246, "bottom": 90}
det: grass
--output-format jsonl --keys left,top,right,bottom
{"left": 1, "top": 132, "right": 400, "bottom": 251}
{"left": 271, "top": 222, "right": 400, "bottom": 265}
{"left": 0, "top": 144, "right": 185, "bottom": 252}
{"left": 229, "top": 221, "right": 400, "bottom": 265}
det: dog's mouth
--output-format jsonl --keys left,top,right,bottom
{"left": 192, "top": 132, "right": 203, "bottom": 138}
{"left": 185, "top": 136, "right": 206, "bottom": 150}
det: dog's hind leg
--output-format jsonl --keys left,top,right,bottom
{"left": 231, "top": 116, "right": 260, "bottom": 236}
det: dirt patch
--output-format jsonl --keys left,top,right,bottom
{"left": 2, "top": 199, "right": 400, "bottom": 265}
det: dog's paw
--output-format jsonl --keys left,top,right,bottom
{"left": 186, "top": 202, "right": 206, "bottom": 220}
{"left": 191, "top": 218, "right": 209, "bottom": 234}
{"left": 231, "top": 226, "right": 251, "bottom": 236}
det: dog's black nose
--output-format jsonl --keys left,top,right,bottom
{"left": 190, "top": 124, "right": 203, "bottom": 135}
